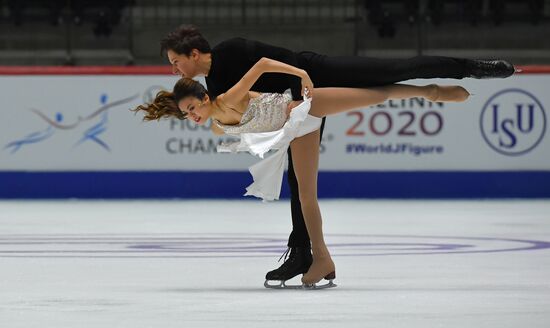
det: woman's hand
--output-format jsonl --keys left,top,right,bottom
{"left": 300, "top": 71, "right": 314, "bottom": 99}
{"left": 286, "top": 100, "right": 303, "bottom": 116}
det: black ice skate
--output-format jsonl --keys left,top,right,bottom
{"left": 264, "top": 246, "right": 313, "bottom": 289}
{"left": 467, "top": 59, "right": 515, "bottom": 79}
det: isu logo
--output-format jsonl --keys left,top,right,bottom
{"left": 480, "top": 89, "right": 546, "bottom": 156}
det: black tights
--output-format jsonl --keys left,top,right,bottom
{"left": 302, "top": 52, "right": 470, "bottom": 88}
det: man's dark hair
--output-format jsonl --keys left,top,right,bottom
{"left": 160, "top": 24, "right": 211, "bottom": 56}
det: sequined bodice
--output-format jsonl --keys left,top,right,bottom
{"left": 213, "top": 90, "right": 292, "bottom": 135}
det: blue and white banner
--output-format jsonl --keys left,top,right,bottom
{"left": 1, "top": 75, "right": 548, "bottom": 171}
{"left": 0, "top": 71, "right": 548, "bottom": 198}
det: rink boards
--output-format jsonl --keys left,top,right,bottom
{"left": 0, "top": 66, "right": 548, "bottom": 198}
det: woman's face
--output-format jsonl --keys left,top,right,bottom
{"left": 177, "top": 95, "right": 211, "bottom": 125}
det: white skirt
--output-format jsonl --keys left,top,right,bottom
{"left": 216, "top": 97, "right": 322, "bottom": 201}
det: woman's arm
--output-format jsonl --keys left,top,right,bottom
{"left": 211, "top": 122, "right": 225, "bottom": 135}
{"left": 222, "top": 57, "right": 313, "bottom": 106}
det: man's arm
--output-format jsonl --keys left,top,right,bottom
{"left": 243, "top": 39, "right": 304, "bottom": 100}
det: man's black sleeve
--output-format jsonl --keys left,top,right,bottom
{"left": 243, "top": 39, "right": 303, "bottom": 101}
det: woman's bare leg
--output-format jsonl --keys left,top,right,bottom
{"left": 289, "top": 129, "right": 335, "bottom": 285}
{"left": 308, "top": 84, "right": 469, "bottom": 118}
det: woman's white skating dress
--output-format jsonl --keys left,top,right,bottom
{"left": 214, "top": 90, "right": 322, "bottom": 201}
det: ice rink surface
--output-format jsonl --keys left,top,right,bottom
{"left": 1, "top": 199, "right": 549, "bottom": 328}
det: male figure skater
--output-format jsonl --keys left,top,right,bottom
{"left": 160, "top": 24, "right": 514, "bottom": 288}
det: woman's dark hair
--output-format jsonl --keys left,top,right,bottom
{"left": 131, "top": 78, "right": 208, "bottom": 121}
{"left": 160, "top": 24, "right": 211, "bottom": 56}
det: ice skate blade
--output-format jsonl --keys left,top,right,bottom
{"left": 264, "top": 280, "right": 304, "bottom": 289}
{"left": 264, "top": 279, "right": 337, "bottom": 290}
{"left": 302, "top": 279, "right": 337, "bottom": 290}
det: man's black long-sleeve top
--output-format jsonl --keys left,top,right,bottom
{"left": 205, "top": 37, "right": 303, "bottom": 101}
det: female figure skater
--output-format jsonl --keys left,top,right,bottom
{"left": 132, "top": 57, "right": 469, "bottom": 288}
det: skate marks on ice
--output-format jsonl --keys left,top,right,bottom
{"left": 0, "top": 233, "right": 549, "bottom": 258}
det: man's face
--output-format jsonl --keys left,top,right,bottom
{"left": 167, "top": 49, "right": 200, "bottom": 78}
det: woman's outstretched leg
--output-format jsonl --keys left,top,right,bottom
{"left": 288, "top": 128, "right": 335, "bottom": 286}
{"left": 307, "top": 84, "right": 469, "bottom": 118}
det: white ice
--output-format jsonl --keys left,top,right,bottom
{"left": 1, "top": 199, "right": 549, "bottom": 328}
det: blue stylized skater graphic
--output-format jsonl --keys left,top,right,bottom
{"left": 4, "top": 113, "right": 64, "bottom": 154}
{"left": 74, "top": 111, "right": 110, "bottom": 151}
{"left": 4, "top": 93, "right": 138, "bottom": 154}
{"left": 74, "top": 94, "right": 111, "bottom": 151}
